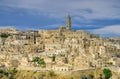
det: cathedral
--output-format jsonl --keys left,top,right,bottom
{"left": 66, "top": 15, "right": 71, "bottom": 30}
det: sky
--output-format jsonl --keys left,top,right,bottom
{"left": 0, "top": 0, "right": 120, "bottom": 37}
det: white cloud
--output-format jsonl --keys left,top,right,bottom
{"left": 92, "top": 25, "right": 120, "bottom": 36}
{"left": 0, "top": 0, "right": 120, "bottom": 37}
{"left": 0, "top": 26, "right": 16, "bottom": 29}
{"left": 0, "top": 0, "right": 120, "bottom": 19}
{"left": 0, "top": 24, "right": 61, "bottom": 31}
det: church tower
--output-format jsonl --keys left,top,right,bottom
{"left": 66, "top": 15, "right": 71, "bottom": 30}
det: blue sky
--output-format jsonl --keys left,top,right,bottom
{"left": 0, "top": 0, "right": 120, "bottom": 37}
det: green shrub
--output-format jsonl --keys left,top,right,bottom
{"left": 4, "top": 71, "right": 9, "bottom": 77}
{"left": 12, "top": 68, "right": 17, "bottom": 74}
{"left": 52, "top": 54, "right": 56, "bottom": 62}
{"left": 0, "top": 33, "right": 10, "bottom": 38}
{"left": 103, "top": 68, "right": 112, "bottom": 79}
{"left": 80, "top": 74, "right": 87, "bottom": 79}
{"left": 32, "top": 57, "right": 46, "bottom": 67}
{"left": 0, "top": 70, "right": 3, "bottom": 74}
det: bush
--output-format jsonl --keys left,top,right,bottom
{"left": 88, "top": 74, "right": 94, "bottom": 79}
{"left": 0, "top": 70, "right": 3, "bottom": 74}
{"left": 103, "top": 68, "right": 112, "bottom": 79}
{"left": 0, "top": 33, "right": 10, "bottom": 38}
{"left": 4, "top": 71, "right": 9, "bottom": 77}
{"left": 49, "top": 71, "right": 56, "bottom": 77}
{"left": 12, "top": 68, "right": 17, "bottom": 74}
{"left": 32, "top": 57, "right": 46, "bottom": 67}
{"left": 80, "top": 74, "right": 87, "bottom": 79}
{"left": 52, "top": 54, "right": 56, "bottom": 62}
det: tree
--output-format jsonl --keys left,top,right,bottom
{"left": 103, "top": 68, "right": 112, "bottom": 79}
{"left": 38, "top": 58, "right": 46, "bottom": 67}
{"left": 4, "top": 71, "right": 9, "bottom": 77}
{"left": 32, "top": 57, "right": 46, "bottom": 67}
{"left": 52, "top": 54, "right": 56, "bottom": 62}
{"left": 0, "top": 33, "right": 10, "bottom": 38}
{"left": 32, "top": 57, "right": 40, "bottom": 62}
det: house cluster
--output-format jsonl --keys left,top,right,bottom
{"left": 0, "top": 16, "right": 120, "bottom": 73}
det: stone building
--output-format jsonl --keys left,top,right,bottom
{"left": 0, "top": 15, "right": 120, "bottom": 72}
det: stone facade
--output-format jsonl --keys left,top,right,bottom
{"left": 0, "top": 16, "right": 120, "bottom": 72}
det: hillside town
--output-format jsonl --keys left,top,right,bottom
{"left": 0, "top": 16, "right": 120, "bottom": 74}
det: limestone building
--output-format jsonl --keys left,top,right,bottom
{"left": 0, "top": 15, "right": 120, "bottom": 72}
{"left": 66, "top": 15, "right": 71, "bottom": 30}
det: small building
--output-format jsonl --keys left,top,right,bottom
{"left": 52, "top": 63, "right": 72, "bottom": 72}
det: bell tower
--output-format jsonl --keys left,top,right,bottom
{"left": 66, "top": 15, "right": 71, "bottom": 30}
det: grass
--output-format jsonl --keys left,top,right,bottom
{"left": 0, "top": 68, "right": 119, "bottom": 79}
